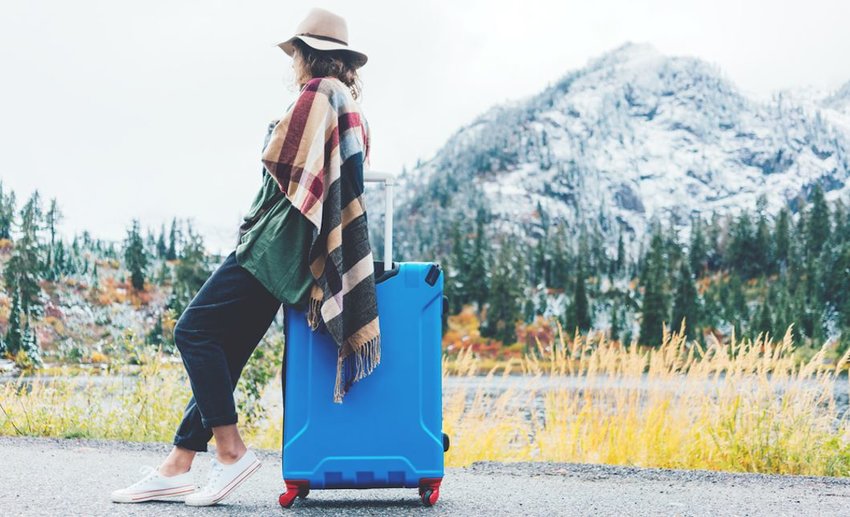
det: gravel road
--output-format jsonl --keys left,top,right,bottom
{"left": 1, "top": 436, "right": 849, "bottom": 516}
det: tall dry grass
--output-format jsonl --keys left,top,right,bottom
{"left": 443, "top": 321, "right": 850, "bottom": 475}
{"left": 2, "top": 322, "right": 850, "bottom": 476}
{"left": 0, "top": 358, "right": 190, "bottom": 441}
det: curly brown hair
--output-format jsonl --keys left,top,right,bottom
{"left": 291, "top": 38, "right": 362, "bottom": 101}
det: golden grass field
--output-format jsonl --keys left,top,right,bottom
{"left": 2, "top": 322, "right": 850, "bottom": 476}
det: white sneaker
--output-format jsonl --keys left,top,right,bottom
{"left": 184, "top": 448, "right": 262, "bottom": 506}
{"left": 111, "top": 465, "right": 197, "bottom": 503}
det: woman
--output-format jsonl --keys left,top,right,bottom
{"left": 111, "top": 7, "right": 372, "bottom": 506}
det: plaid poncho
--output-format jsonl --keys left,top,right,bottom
{"left": 261, "top": 76, "right": 380, "bottom": 403}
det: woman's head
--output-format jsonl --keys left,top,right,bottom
{"left": 291, "top": 38, "right": 362, "bottom": 101}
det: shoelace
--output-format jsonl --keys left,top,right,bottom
{"left": 198, "top": 459, "right": 224, "bottom": 493}
{"left": 129, "top": 465, "right": 158, "bottom": 488}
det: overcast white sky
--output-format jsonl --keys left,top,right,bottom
{"left": 1, "top": 0, "right": 849, "bottom": 253}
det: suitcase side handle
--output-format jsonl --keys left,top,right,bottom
{"left": 364, "top": 171, "right": 396, "bottom": 267}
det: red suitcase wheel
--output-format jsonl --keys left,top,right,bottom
{"left": 418, "top": 477, "right": 442, "bottom": 507}
{"left": 421, "top": 488, "right": 439, "bottom": 506}
{"left": 279, "top": 479, "right": 309, "bottom": 508}
{"left": 279, "top": 490, "right": 297, "bottom": 508}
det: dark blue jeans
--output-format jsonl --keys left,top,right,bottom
{"left": 172, "top": 250, "right": 283, "bottom": 452}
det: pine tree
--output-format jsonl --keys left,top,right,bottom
{"left": 0, "top": 181, "right": 16, "bottom": 240}
{"left": 700, "top": 281, "right": 721, "bottom": 331}
{"left": 638, "top": 226, "right": 669, "bottom": 347}
{"left": 145, "top": 228, "right": 157, "bottom": 257}
{"left": 4, "top": 291, "right": 23, "bottom": 355}
{"left": 787, "top": 278, "right": 812, "bottom": 339}
{"left": 166, "top": 217, "right": 178, "bottom": 261}
{"left": 444, "top": 219, "right": 468, "bottom": 314}
{"left": 727, "top": 273, "right": 749, "bottom": 324}
{"left": 482, "top": 236, "right": 523, "bottom": 345}
{"left": 44, "top": 198, "right": 62, "bottom": 274}
{"left": 833, "top": 200, "right": 848, "bottom": 247}
{"left": 774, "top": 208, "right": 790, "bottom": 270}
{"left": 20, "top": 317, "right": 42, "bottom": 367}
{"left": 753, "top": 290, "right": 774, "bottom": 340}
{"left": 565, "top": 260, "right": 591, "bottom": 334}
{"left": 704, "top": 211, "right": 723, "bottom": 272}
{"left": 92, "top": 262, "right": 100, "bottom": 290}
{"left": 754, "top": 195, "right": 773, "bottom": 275}
{"left": 548, "top": 224, "right": 571, "bottom": 289}
{"left": 793, "top": 199, "right": 808, "bottom": 274}
{"left": 831, "top": 245, "right": 850, "bottom": 332}
{"left": 4, "top": 191, "right": 45, "bottom": 317}
{"left": 671, "top": 258, "right": 699, "bottom": 340}
{"left": 689, "top": 216, "right": 707, "bottom": 278}
{"left": 124, "top": 218, "right": 148, "bottom": 291}
{"left": 52, "top": 239, "right": 67, "bottom": 278}
{"left": 467, "top": 207, "right": 490, "bottom": 312}
{"left": 610, "top": 301, "right": 621, "bottom": 343}
{"left": 72, "top": 235, "right": 81, "bottom": 260}
{"left": 615, "top": 230, "right": 626, "bottom": 274}
{"left": 664, "top": 220, "right": 682, "bottom": 280}
{"left": 788, "top": 228, "right": 806, "bottom": 303}
{"left": 533, "top": 230, "right": 548, "bottom": 285}
{"left": 727, "top": 210, "right": 759, "bottom": 278}
{"left": 773, "top": 286, "right": 795, "bottom": 343}
{"left": 156, "top": 223, "right": 168, "bottom": 259}
{"left": 806, "top": 183, "right": 830, "bottom": 259}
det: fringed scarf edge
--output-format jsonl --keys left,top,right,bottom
{"left": 333, "top": 333, "right": 381, "bottom": 404}
{"left": 306, "top": 282, "right": 382, "bottom": 403}
{"left": 306, "top": 283, "right": 323, "bottom": 331}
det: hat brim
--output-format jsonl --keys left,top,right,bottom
{"left": 277, "top": 35, "right": 368, "bottom": 68}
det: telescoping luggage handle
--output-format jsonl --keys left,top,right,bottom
{"left": 364, "top": 171, "right": 395, "bottom": 267}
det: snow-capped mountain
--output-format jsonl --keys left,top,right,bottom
{"left": 822, "top": 80, "right": 850, "bottom": 131}
{"left": 367, "top": 43, "right": 850, "bottom": 262}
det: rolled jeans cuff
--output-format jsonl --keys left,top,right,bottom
{"left": 173, "top": 435, "right": 209, "bottom": 452}
{"left": 201, "top": 412, "right": 239, "bottom": 429}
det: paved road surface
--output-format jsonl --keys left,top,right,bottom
{"left": 1, "top": 436, "right": 849, "bottom": 516}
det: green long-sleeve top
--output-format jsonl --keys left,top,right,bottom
{"left": 235, "top": 119, "right": 315, "bottom": 310}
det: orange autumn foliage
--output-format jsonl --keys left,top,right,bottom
{"left": 514, "top": 315, "right": 556, "bottom": 355}
{"left": 443, "top": 305, "right": 563, "bottom": 360}
{"left": 90, "top": 276, "right": 154, "bottom": 307}
{"left": 443, "top": 305, "right": 499, "bottom": 355}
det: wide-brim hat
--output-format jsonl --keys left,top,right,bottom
{"left": 277, "top": 7, "right": 368, "bottom": 69}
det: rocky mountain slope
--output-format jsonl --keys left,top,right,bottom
{"left": 367, "top": 43, "right": 850, "bottom": 262}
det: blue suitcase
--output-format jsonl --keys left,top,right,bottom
{"left": 278, "top": 172, "right": 449, "bottom": 508}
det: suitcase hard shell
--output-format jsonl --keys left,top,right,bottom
{"left": 278, "top": 172, "right": 448, "bottom": 508}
